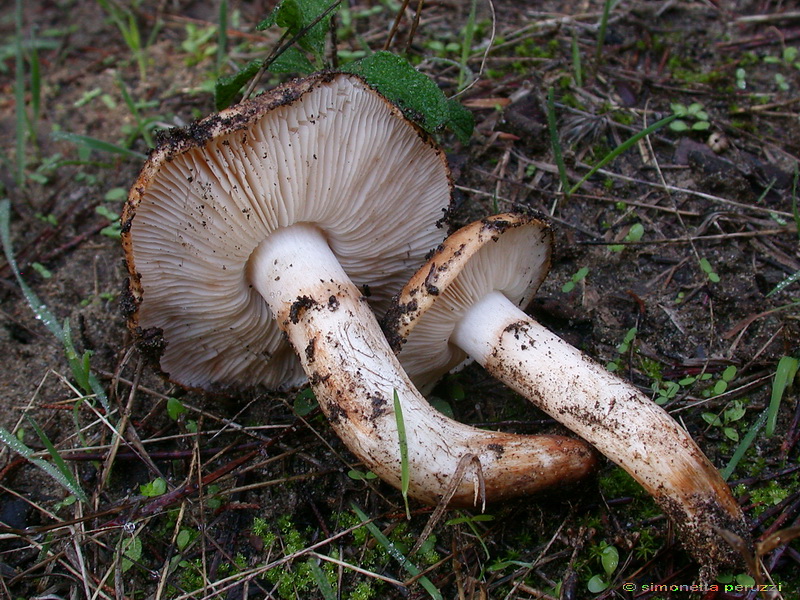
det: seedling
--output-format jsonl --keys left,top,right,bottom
{"left": 609, "top": 222, "right": 644, "bottom": 252}
{"left": 717, "top": 572, "right": 756, "bottom": 587}
{"left": 606, "top": 327, "right": 637, "bottom": 372}
{"left": 562, "top": 266, "right": 589, "bottom": 293}
{"left": 347, "top": 469, "right": 377, "bottom": 481}
{"left": 669, "top": 102, "right": 710, "bottom": 132}
{"left": 652, "top": 379, "right": 681, "bottom": 405}
{"left": 96, "top": 0, "right": 149, "bottom": 80}
{"left": 96, "top": 204, "right": 122, "bottom": 239}
{"left": 763, "top": 46, "right": 800, "bottom": 69}
{"left": 703, "top": 399, "right": 747, "bottom": 442}
{"left": 586, "top": 541, "right": 619, "bottom": 593}
{"left": 181, "top": 22, "right": 217, "bottom": 66}
{"left": 140, "top": 477, "right": 168, "bottom": 497}
{"left": 31, "top": 262, "right": 52, "bottom": 278}
{"left": 736, "top": 68, "right": 747, "bottom": 90}
{"left": 699, "top": 257, "right": 721, "bottom": 283}
{"left": 166, "top": 397, "right": 188, "bottom": 420}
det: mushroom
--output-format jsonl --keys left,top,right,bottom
{"left": 122, "top": 74, "right": 597, "bottom": 507}
{"left": 383, "top": 213, "right": 748, "bottom": 566}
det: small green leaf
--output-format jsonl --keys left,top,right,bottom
{"left": 722, "top": 365, "right": 737, "bottom": 382}
{"left": 723, "top": 427, "right": 739, "bottom": 442}
{"left": 260, "top": 0, "right": 338, "bottom": 57}
{"left": 347, "top": 469, "right": 377, "bottom": 481}
{"left": 121, "top": 536, "right": 142, "bottom": 572}
{"left": 703, "top": 412, "right": 722, "bottom": 427}
{"left": 140, "top": 477, "right": 167, "bottom": 497}
{"left": 167, "top": 397, "right": 187, "bottom": 420}
{"left": 601, "top": 545, "right": 619, "bottom": 576}
{"left": 343, "top": 51, "right": 474, "bottom": 143}
{"left": 692, "top": 120, "right": 711, "bottom": 131}
{"left": 625, "top": 223, "right": 644, "bottom": 242}
{"left": 725, "top": 402, "right": 746, "bottom": 423}
{"left": 713, "top": 380, "right": 728, "bottom": 395}
{"left": 214, "top": 59, "right": 262, "bottom": 111}
{"left": 445, "top": 98, "right": 475, "bottom": 145}
{"left": 268, "top": 45, "right": 315, "bottom": 74}
{"left": 587, "top": 574, "right": 609, "bottom": 593}
{"left": 736, "top": 574, "right": 756, "bottom": 586}
{"left": 104, "top": 187, "right": 128, "bottom": 201}
{"left": 429, "top": 397, "right": 455, "bottom": 419}
{"left": 31, "top": 262, "right": 52, "bottom": 278}
{"left": 293, "top": 387, "right": 318, "bottom": 416}
{"left": 670, "top": 103, "right": 687, "bottom": 117}
{"left": 687, "top": 103, "right": 704, "bottom": 115}
{"left": 669, "top": 119, "right": 689, "bottom": 132}
{"left": 176, "top": 529, "right": 193, "bottom": 550}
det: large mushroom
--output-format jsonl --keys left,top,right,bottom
{"left": 122, "top": 74, "right": 597, "bottom": 507}
{"left": 383, "top": 213, "right": 748, "bottom": 566}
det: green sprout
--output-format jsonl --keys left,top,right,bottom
{"left": 670, "top": 102, "right": 710, "bottom": 132}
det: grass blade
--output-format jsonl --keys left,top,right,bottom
{"left": 0, "top": 200, "right": 111, "bottom": 413}
{"left": 721, "top": 409, "right": 768, "bottom": 481}
{"left": 14, "top": 0, "right": 26, "bottom": 185}
{"left": 766, "top": 269, "right": 800, "bottom": 297}
{"left": 567, "top": 113, "right": 677, "bottom": 197}
{"left": 594, "top": 0, "right": 613, "bottom": 67}
{"left": 792, "top": 162, "right": 799, "bottom": 240}
{"left": 0, "top": 200, "right": 63, "bottom": 339}
{"left": 766, "top": 356, "right": 799, "bottom": 437}
{"left": 51, "top": 130, "right": 147, "bottom": 159}
{"left": 0, "top": 425, "right": 87, "bottom": 502}
{"left": 393, "top": 388, "right": 411, "bottom": 520}
{"left": 571, "top": 30, "right": 582, "bottom": 87}
{"left": 307, "top": 557, "right": 336, "bottom": 600}
{"left": 458, "top": 0, "right": 478, "bottom": 91}
{"left": 351, "top": 503, "right": 443, "bottom": 600}
{"left": 216, "top": 0, "right": 228, "bottom": 76}
{"left": 27, "top": 417, "right": 88, "bottom": 502}
{"left": 546, "top": 87, "right": 569, "bottom": 194}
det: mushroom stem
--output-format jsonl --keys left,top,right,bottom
{"left": 449, "top": 289, "right": 746, "bottom": 564}
{"left": 249, "top": 224, "right": 597, "bottom": 506}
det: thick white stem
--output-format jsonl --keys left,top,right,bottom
{"left": 249, "top": 226, "right": 596, "bottom": 506}
{"left": 452, "top": 291, "right": 746, "bottom": 562}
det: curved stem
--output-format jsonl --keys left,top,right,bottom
{"left": 452, "top": 291, "right": 747, "bottom": 564}
{"left": 249, "top": 226, "right": 597, "bottom": 506}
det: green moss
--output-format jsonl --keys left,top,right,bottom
{"left": 747, "top": 479, "right": 794, "bottom": 515}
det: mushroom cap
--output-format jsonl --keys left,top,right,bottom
{"left": 122, "top": 72, "right": 452, "bottom": 390}
{"left": 383, "top": 213, "right": 552, "bottom": 390}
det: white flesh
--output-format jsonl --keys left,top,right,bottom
{"left": 248, "top": 225, "right": 596, "bottom": 506}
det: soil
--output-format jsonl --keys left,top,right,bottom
{"left": 1, "top": 1, "right": 799, "bottom": 599}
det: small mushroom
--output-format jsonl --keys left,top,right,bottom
{"left": 122, "top": 74, "right": 596, "bottom": 507}
{"left": 384, "top": 213, "right": 748, "bottom": 567}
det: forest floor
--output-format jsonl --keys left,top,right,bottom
{"left": 0, "top": 1, "right": 799, "bottom": 599}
